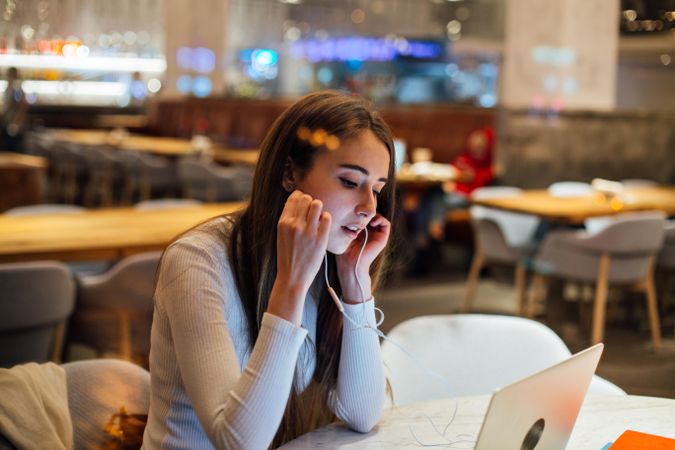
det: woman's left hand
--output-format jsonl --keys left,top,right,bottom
{"left": 335, "top": 214, "right": 391, "bottom": 303}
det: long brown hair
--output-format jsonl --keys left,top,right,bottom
{"left": 228, "top": 91, "right": 396, "bottom": 447}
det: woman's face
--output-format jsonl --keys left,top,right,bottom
{"left": 291, "top": 129, "right": 390, "bottom": 254}
{"left": 468, "top": 131, "right": 488, "bottom": 159}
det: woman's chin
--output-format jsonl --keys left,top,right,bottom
{"left": 327, "top": 239, "right": 350, "bottom": 255}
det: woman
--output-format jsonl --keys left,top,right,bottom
{"left": 410, "top": 127, "right": 495, "bottom": 275}
{"left": 1, "top": 67, "right": 27, "bottom": 153}
{"left": 142, "top": 91, "right": 396, "bottom": 449}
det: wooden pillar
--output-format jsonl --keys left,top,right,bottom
{"left": 501, "top": 0, "right": 620, "bottom": 112}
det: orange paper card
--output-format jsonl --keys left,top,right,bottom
{"left": 610, "top": 430, "right": 675, "bottom": 449}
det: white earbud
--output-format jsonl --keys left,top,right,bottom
{"left": 327, "top": 286, "right": 344, "bottom": 312}
{"left": 324, "top": 227, "right": 369, "bottom": 322}
{"left": 322, "top": 226, "right": 477, "bottom": 448}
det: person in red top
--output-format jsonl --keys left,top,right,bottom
{"left": 446, "top": 126, "right": 495, "bottom": 197}
{"left": 410, "top": 127, "right": 495, "bottom": 275}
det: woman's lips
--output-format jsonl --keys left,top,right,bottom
{"left": 341, "top": 226, "right": 359, "bottom": 239}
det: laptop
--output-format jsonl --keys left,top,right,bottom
{"left": 474, "top": 343, "right": 604, "bottom": 450}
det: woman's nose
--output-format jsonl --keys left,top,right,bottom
{"left": 356, "top": 190, "right": 376, "bottom": 218}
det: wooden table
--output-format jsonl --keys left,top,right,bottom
{"left": 0, "top": 152, "right": 48, "bottom": 213}
{"left": 471, "top": 186, "right": 675, "bottom": 224}
{"left": 396, "top": 162, "right": 458, "bottom": 188}
{"left": 48, "top": 129, "right": 110, "bottom": 147}
{"left": 50, "top": 129, "right": 201, "bottom": 156}
{"left": 280, "top": 395, "right": 675, "bottom": 449}
{"left": 48, "top": 129, "right": 260, "bottom": 165}
{"left": 212, "top": 147, "right": 259, "bottom": 166}
{"left": 0, "top": 202, "right": 244, "bottom": 263}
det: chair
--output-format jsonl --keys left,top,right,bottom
{"left": 657, "top": 220, "right": 675, "bottom": 271}
{"left": 584, "top": 179, "right": 659, "bottom": 235}
{"left": 0, "top": 261, "right": 75, "bottom": 367}
{"left": 177, "top": 157, "right": 252, "bottom": 202}
{"left": 657, "top": 220, "right": 675, "bottom": 334}
{"left": 63, "top": 359, "right": 150, "bottom": 450}
{"left": 81, "top": 145, "right": 125, "bottom": 207}
{"left": 121, "top": 151, "right": 179, "bottom": 204}
{"left": 23, "top": 131, "right": 53, "bottom": 159}
{"left": 548, "top": 181, "right": 593, "bottom": 197}
{"left": 48, "top": 143, "right": 88, "bottom": 204}
{"left": 381, "top": 314, "right": 625, "bottom": 406}
{"left": 133, "top": 198, "right": 202, "bottom": 210}
{"left": 67, "top": 252, "right": 161, "bottom": 361}
{"left": 529, "top": 211, "right": 666, "bottom": 349}
{"left": 464, "top": 187, "right": 540, "bottom": 314}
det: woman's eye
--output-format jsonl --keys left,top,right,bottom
{"left": 339, "top": 177, "right": 358, "bottom": 188}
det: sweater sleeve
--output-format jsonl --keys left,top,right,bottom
{"left": 471, "top": 165, "right": 494, "bottom": 190}
{"left": 329, "top": 300, "right": 385, "bottom": 432}
{"left": 155, "top": 240, "right": 307, "bottom": 450}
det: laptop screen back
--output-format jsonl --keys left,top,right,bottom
{"left": 475, "top": 343, "right": 604, "bottom": 450}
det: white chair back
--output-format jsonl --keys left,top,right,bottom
{"left": 381, "top": 314, "right": 624, "bottom": 406}
{"left": 536, "top": 212, "right": 666, "bottom": 283}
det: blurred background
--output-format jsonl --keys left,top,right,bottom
{"left": 0, "top": 0, "right": 674, "bottom": 399}
{"left": 1, "top": 0, "right": 673, "bottom": 183}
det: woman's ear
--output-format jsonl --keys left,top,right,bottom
{"left": 282, "top": 157, "right": 296, "bottom": 192}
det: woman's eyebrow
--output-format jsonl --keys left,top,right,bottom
{"left": 338, "top": 164, "right": 388, "bottom": 183}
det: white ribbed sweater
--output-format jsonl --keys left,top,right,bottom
{"left": 141, "top": 217, "right": 385, "bottom": 450}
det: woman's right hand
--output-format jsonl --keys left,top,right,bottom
{"left": 268, "top": 190, "right": 331, "bottom": 325}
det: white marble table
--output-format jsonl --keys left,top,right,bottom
{"left": 279, "top": 395, "right": 675, "bottom": 449}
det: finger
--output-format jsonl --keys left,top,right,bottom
{"left": 368, "top": 216, "right": 391, "bottom": 238}
{"left": 317, "top": 211, "right": 331, "bottom": 244}
{"left": 281, "top": 190, "right": 303, "bottom": 220}
{"left": 377, "top": 216, "right": 391, "bottom": 231}
{"left": 295, "top": 193, "right": 313, "bottom": 222}
{"left": 368, "top": 214, "right": 384, "bottom": 227}
{"left": 369, "top": 214, "right": 390, "bottom": 230}
{"left": 306, "top": 199, "right": 323, "bottom": 230}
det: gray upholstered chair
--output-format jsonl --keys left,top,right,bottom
{"left": 121, "top": 151, "right": 179, "bottom": 204}
{"left": 0, "top": 261, "right": 75, "bottom": 367}
{"left": 81, "top": 145, "right": 126, "bottom": 207}
{"left": 464, "top": 186, "right": 540, "bottom": 314}
{"left": 178, "top": 157, "right": 252, "bottom": 202}
{"left": 529, "top": 211, "right": 666, "bottom": 349}
{"left": 657, "top": 220, "right": 675, "bottom": 336}
{"left": 381, "top": 314, "right": 624, "bottom": 406}
{"left": 657, "top": 220, "right": 675, "bottom": 271}
{"left": 68, "top": 252, "right": 161, "bottom": 361}
{"left": 63, "top": 359, "right": 150, "bottom": 450}
{"left": 51, "top": 143, "right": 88, "bottom": 205}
